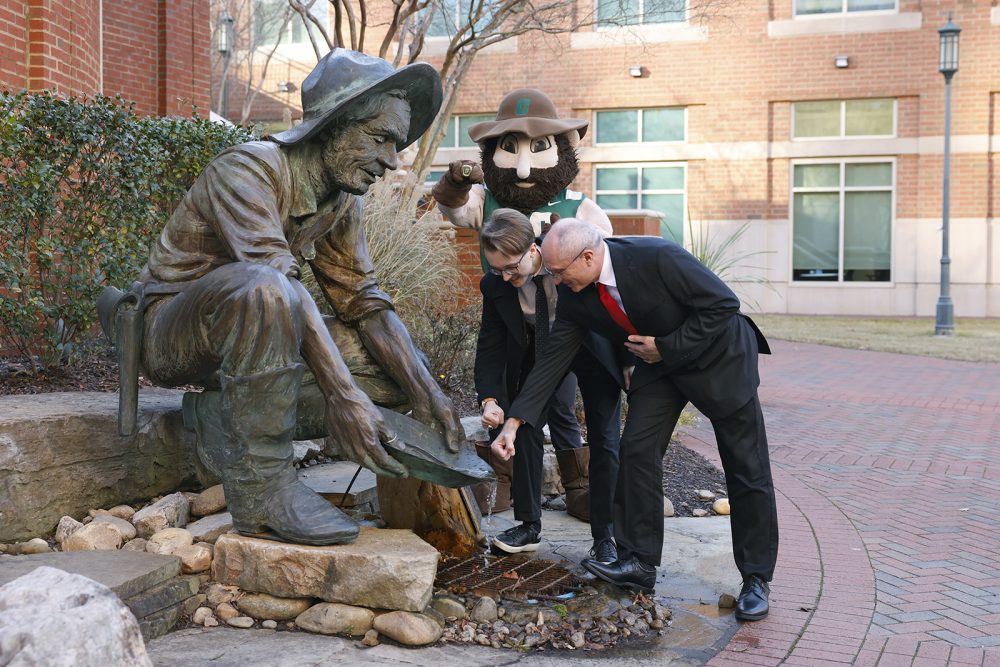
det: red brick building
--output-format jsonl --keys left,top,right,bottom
{"left": 0, "top": 0, "right": 210, "bottom": 116}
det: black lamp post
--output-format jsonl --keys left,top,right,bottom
{"left": 934, "top": 17, "right": 960, "bottom": 336}
{"left": 217, "top": 10, "right": 235, "bottom": 120}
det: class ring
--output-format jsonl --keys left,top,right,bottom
{"left": 461, "top": 164, "right": 473, "bottom": 177}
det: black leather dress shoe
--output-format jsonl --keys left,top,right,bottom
{"left": 589, "top": 538, "right": 617, "bottom": 565}
{"left": 735, "top": 575, "right": 770, "bottom": 621}
{"left": 582, "top": 556, "right": 656, "bottom": 593}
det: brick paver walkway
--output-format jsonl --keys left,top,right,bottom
{"left": 680, "top": 340, "right": 1000, "bottom": 667}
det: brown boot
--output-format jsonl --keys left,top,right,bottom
{"left": 471, "top": 443, "right": 512, "bottom": 514}
{"left": 555, "top": 446, "right": 590, "bottom": 522}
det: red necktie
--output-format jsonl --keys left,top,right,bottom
{"left": 596, "top": 283, "right": 638, "bottom": 336}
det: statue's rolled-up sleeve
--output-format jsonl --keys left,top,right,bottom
{"left": 193, "top": 147, "right": 298, "bottom": 275}
{"left": 309, "top": 197, "right": 394, "bottom": 323}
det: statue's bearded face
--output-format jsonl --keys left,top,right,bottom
{"left": 321, "top": 96, "right": 410, "bottom": 195}
{"left": 481, "top": 132, "right": 579, "bottom": 214}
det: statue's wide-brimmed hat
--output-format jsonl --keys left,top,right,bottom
{"left": 269, "top": 49, "right": 442, "bottom": 149}
{"left": 467, "top": 88, "right": 588, "bottom": 143}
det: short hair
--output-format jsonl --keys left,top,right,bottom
{"left": 544, "top": 218, "right": 601, "bottom": 261}
{"left": 481, "top": 208, "right": 534, "bottom": 257}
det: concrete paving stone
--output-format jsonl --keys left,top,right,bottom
{"left": 0, "top": 550, "right": 180, "bottom": 600}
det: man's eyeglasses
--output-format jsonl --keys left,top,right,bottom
{"left": 489, "top": 246, "right": 531, "bottom": 277}
{"left": 543, "top": 247, "right": 588, "bottom": 279}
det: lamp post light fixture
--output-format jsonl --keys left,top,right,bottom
{"left": 217, "top": 10, "right": 235, "bottom": 120}
{"left": 934, "top": 17, "right": 960, "bottom": 336}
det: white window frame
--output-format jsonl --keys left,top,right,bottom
{"left": 789, "top": 156, "right": 896, "bottom": 285}
{"left": 793, "top": 0, "right": 898, "bottom": 18}
{"left": 791, "top": 99, "right": 897, "bottom": 141}
{"left": 596, "top": 0, "right": 689, "bottom": 30}
{"left": 594, "top": 108, "right": 687, "bottom": 145}
{"left": 593, "top": 162, "right": 688, "bottom": 242}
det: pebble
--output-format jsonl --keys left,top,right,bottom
{"left": 192, "top": 607, "right": 213, "bottom": 625}
{"left": 215, "top": 602, "right": 239, "bottom": 621}
{"left": 226, "top": 616, "right": 255, "bottom": 628}
{"left": 203, "top": 616, "right": 220, "bottom": 628}
{"left": 121, "top": 538, "right": 148, "bottom": 552}
{"left": 571, "top": 631, "right": 586, "bottom": 648}
{"left": 55, "top": 516, "right": 84, "bottom": 545}
{"left": 712, "top": 498, "right": 731, "bottom": 515}
{"left": 205, "top": 583, "right": 238, "bottom": 606}
{"left": 430, "top": 595, "right": 467, "bottom": 620}
{"left": 663, "top": 497, "right": 675, "bottom": 517}
{"left": 692, "top": 508, "right": 709, "bottom": 517}
{"left": 107, "top": 505, "right": 136, "bottom": 521}
{"left": 718, "top": 593, "right": 737, "bottom": 609}
{"left": 262, "top": 620, "right": 278, "bottom": 630}
{"left": 361, "top": 629, "right": 379, "bottom": 647}
{"left": 697, "top": 489, "right": 716, "bottom": 500}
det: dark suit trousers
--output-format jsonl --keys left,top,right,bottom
{"left": 506, "top": 346, "right": 622, "bottom": 540}
{"left": 616, "top": 377, "right": 777, "bottom": 581}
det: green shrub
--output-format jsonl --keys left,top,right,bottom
{"left": 0, "top": 90, "right": 252, "bottom": 371}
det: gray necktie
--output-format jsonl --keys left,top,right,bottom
{"left": 533, "top": 275, "right": 549, "bottom": 355}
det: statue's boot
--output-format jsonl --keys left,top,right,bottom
{"left": 183, "top": 363, "right": 359, "bottom": 545}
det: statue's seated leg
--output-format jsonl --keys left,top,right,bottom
{"left": 155, "top": 264, "right": 360, "bottom": 546}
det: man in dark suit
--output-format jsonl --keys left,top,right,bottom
{"left": 491, "top": 219, "right": 777, "bottom": 621}
{"left": 476, "top": 209, "right": 624, "bottom": 563}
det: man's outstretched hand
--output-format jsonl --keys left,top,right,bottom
{"left": 490, "top": 417, "right": 523, "bottom": 461}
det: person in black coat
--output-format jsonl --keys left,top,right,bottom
{"left": 491, "top": 219, "right": 777, "bottom": 621}
{"left": 475, "top": 209, "right": 625, "bottom": 563}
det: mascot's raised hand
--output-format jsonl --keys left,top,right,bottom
{"left": 431, "top": 160, "right": 484, "bottom": 208}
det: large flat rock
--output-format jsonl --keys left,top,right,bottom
{"left": 0, "top": 390, "right": 199, "bottom": 542}
{"left": 212, "top": 529, "right": 439, "bottom": 612}
{"left": 298, "top": 461, "right": 378, "bottom": 510}
{"left": 0, "top": 550, "right": 181, "bottom": 600}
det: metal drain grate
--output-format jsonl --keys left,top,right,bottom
{"left": 434, "top": 554, "right": 583, "bottom": 601}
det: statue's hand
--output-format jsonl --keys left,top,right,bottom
{"left": 324, "top": 395, "right": 407, "bottom": 478}
{"left": 411, "top": 389, "right": 464, "bottom": 453}
{"left": 431, "top": 160, "right": 483, "bottom": 208}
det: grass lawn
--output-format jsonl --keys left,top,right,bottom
{"left": 750, "top": 315, "right": 1000, "bottom": 363}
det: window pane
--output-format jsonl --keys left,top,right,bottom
{"left": 845, "top": 99, "right": 893, "bottom": 136}
{"left": 795, "top": 0, "right": 842, "bottom": 15}
{"left": 845, "top": 162, "right": 892, "bottom": 187}
{"left": 253, "top": 0, "right": 286, "bottom": 47}
{"left": 644, "top": 193, "right": 684, "bottom": 242}
{"left": 596, "top": 194, "right": 638, "bottom": 209}
{"left": 596, "top": 110, "right": 639, "bottom": 143}
{"left": 794, "top": 164, "right": 840, "bottom": 188}
{"left": 848, "top": 0, "right": 894, "bottom": 11}
{"left": 457, "top": 114, "right": 492, "bottom": 147}
{"left": 642, "top": 166, "right": 684, "bottom": 190}
{"left": 596, "top": 168, "right": 638, "bottom": 191}
{"left": 425, "top": 170, "right": 447, "bottom": 183}
{"left": 844, "top": 192, "right": 891, "bottom": 281}
{"left": 428, "top": 0, "right": 456, "bottom": 37}
{"left": 643, "top": 0, "right": 686, "bottom": 24}
{"left": 642, "top": 108, "right": 685, "bottom": 142}
{"left": 793, "top": 101, "right": 841, "bottom": 138}
{"left": 793, "top": 193, "right": 840, "bottom": 280}
{"left": 598, "top": 0, "right": 640, "bottom": 26}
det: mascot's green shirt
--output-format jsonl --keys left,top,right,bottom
{"left": 480, "top": 188, "right": 587, "bottom": 273}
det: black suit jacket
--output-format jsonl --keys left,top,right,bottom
{"left": 510, "top": 236, "right": 770, "bottom": 423}
{"left": 474, "top": 271, "right": 624, "bottom": 411}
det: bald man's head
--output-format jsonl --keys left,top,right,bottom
{"left": 541, "top": 218, "right": 604, "bottom": 292}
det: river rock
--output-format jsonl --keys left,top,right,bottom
{"left": 212, "top": 529, "right": 438, "bottom": 611}
{"left": 63, "top": 522, "right": 123, "bottom": 551}
{"left": 122, "top": 538, "right": 148, "bottom": 552}
{"left": 190, "top": 485, "right": 226, "bottom": 518}
{"left": 205, "top": 583, "right": 238, "bottom": 606}
{"left": 663, "top": 497, "right": 675, "bottom": 517}
{"left": 0, "top": 566, "right": 152, "bottom": 666}
{"left": 372, "top": 611, "right": 442, "bottom": 646}
{"left": 692, "top": 508, "right": 709, "bottom": 517}
{"left": 237, "top": 593, "right": 313, "bottom": 621}
{"left": 174, "top": 543, "right": 213, "bottom": 574}
{"left": 295, "top": 602, "right": 374, "bottom": 636}
{"left": 132, "top": 493, "right": 189, "bottom": 539}
{"left": 16, "top": 538, "right": 52, "bottom": 555}
{"left": 192, "top": 607, "right": 213, "bottom": 625}
{"left": 107, "top": 505, "right": 136, "bottom": 521}
{"left": 215, "top": 602, "right": 239, "bottom": 621}
{"left": 719, "top": 593, "right": 737, "bottom": 608}
{"left": 262, "top": 620, "right": 278, "bottom": 629}
{"left": 55, "top": 516, "right": 84, "bottom": 545}
{"left": 361, "top": 628, "right": 379, "bottom": 646}
{"left": 712, "top": 498, "right": 731, "bottom": 515}
{"left": 226, "top": 616, "right": 254, "bottom": 628}
{"left": 430, "top": 595, "right": 467, "bottom": 619}
{"left": 186, "top": 512, "right": 233, "bottom": 544}
{"left": 470, "top": 596, "right": 498, "bottom": 622}
{"left": 92, "top": 514, "right": 137, "bottom": 541}
{"left": 145, "top": 528, "right": 193, "bottom": 555}
{"left": 697, "top": 490, "right": 716, "bottom": 500}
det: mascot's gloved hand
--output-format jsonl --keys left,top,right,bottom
{"left": 432, "top": 160, "right": 484, "bottom": 208}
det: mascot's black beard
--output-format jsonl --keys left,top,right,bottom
{"left": 480, "top": 135, "right": 579, "bottom": 215}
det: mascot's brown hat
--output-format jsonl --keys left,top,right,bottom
{"left": 269, "top": 48, "right": 441, "bottom": 149}
{"left": 467, "top": 88, "right": 588, "bottom": 144}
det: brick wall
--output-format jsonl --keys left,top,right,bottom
{"left": 0, "top": 0, "right": 209, "bottom": 116}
